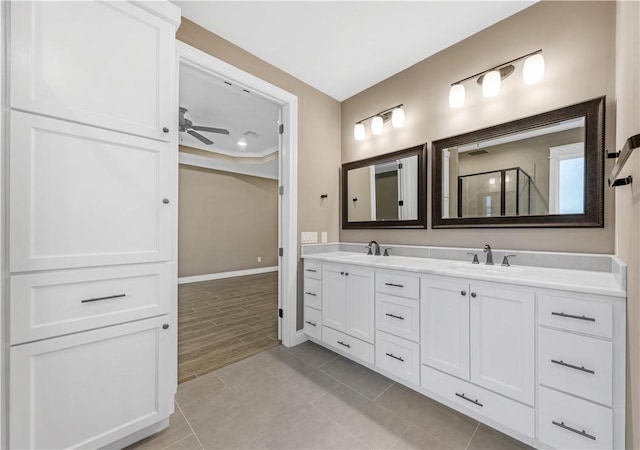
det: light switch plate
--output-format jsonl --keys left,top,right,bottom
{"left": 301, "top": 232, "right": 318, "bottom": 244}
{"left": 321, "top": 232, "right": 328, "bottom": 243}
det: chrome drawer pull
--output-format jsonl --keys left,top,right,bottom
{"left": 385, "top": 352, "right": 404, "bottom": 362}
{"left": 551, "top": 359, "right": 595, "bottom": 375}
{"left": 305, "top": 269, "right": 317, "bottom": 273}
{"left": 384, "top": 282, "right": 404, "bottom": 288}
{"left": 337, "top": 340, "right": 351, "bottom": 348}
{"left": 551, "top": 311, "right": 596, "bottom": 322}
{"left": 305, "top": 321, "right": 317, "bottom": 327}
{"left": 81, "top": 293, "right": 126, "bottom": 303}
{"left": 385, "top": 313, "right": 405, "bottom": 320}
{"left": 552, "top": 421, "right": 596, "bottom": 441}
{"left": 455, "top": 392, "right": 483, "bottom": 407}
{"left": 305, "top": 291, "right": 317, "bottom": 296}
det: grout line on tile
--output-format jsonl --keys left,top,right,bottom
{"left": 387, "top": 423, "right": 412, "bottom": 450}
{"left": 371, "top": 380, "right": 396, "bottom": 402}
{"left": 174, "top": 403, "right": 205, "bottom": 450}
{"left": 309, "top": 400, "right": 370, "bottom": 449}
{"left": 465, "top": 422, "right": 480, "bottom": 450}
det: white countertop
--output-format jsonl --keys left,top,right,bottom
{"left": 302, "top": 251, "right": 626, "bottom": 298}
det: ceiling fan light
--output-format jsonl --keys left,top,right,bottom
{"left": 482, "top": 70, "right": 501, "bottom": 98}
{"left": 354, "top": 123, "right": 365, "bottom": 140}
{"left": 523, "top": 53, "right": 545, "bottom": 85}
{"left": 391, "top": 108, "right": 405, "bottom": 128}
{"left": 449, "top": 84, "right": 465, "bottom": 108}
{"left": 371, "top": 116, "right": 384, "bottom": 135}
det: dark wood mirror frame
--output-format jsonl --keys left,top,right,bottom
{"left": 432, "top": 96, "right": 605, "bottom": 228}
{"left": 342, "top": 144, "right": 427, "bottom": 229}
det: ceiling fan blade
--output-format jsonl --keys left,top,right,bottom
{"left": 191, "top": 125, "right": 230, "bottom": 135}
{"left": 187, "top": 129, "right": 214, "bottom": 145}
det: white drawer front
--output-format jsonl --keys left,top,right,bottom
{"left": 304, "top": 261, "right": 322, "bottom": 280}
{"left": 304, "top": 278, "right": 322, "bottom": 310}
{"left": 538, "top": 294, "right": 612, "bottom": 339}
{"left": 375, "top": 331, "right": 420, "bottom": 385}
{"left": 539, "top": 327, "right": 612, "bottom": 406}
{"left": 539, "top": 386, "right": 612, "bottom": 450}
{"left": 304, "top": 307, "right": 322, "bottom": 340}
{"left": 376, "top": 270, "right": 419, "bottom": 299}
{"left": 376, "top": 293, "right": 420, "bottom": 342}
{"left": 10, "top": 263, "right": 172, "bottom": 344}
{"left": 421, "top": 365, "right": 534, "bottom": 439}
{"left": 322, "top": 326, "right": 374, "bottom": 365}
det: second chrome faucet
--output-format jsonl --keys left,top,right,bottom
{"left": 483, "top": 244, "right": 494, "bottom": 265}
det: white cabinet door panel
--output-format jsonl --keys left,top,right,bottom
{"left": 470, "top": 284, "right": 535, "bottom": 405}
{"left": 322, "top": 264, "right": 346, "bottom": 332}
{"left": 10, "top": 1, "right": 173, "bottom": 141}
{"left": 10, "top": 112, "right": 172, "bottom": 271}
{"left": 344, "top": 267, "right": 375, "bottom": 343}
{"left": 10, "top": 316, "right": 172, "bottom": 450}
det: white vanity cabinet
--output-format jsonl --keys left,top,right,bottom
{"left": 303, "top": 261, "right": 322, "bottom": 340}
{"left": 6, "top": 1, "right": 180, "bottom": 448}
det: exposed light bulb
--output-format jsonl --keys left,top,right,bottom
{"left": 371, "top": 116, "right": 384, "bottom": 135}
{"left": 391, "top": 108, "right": 405, "bottom": 128}
{"left": 354, "top": 123, "right": 365, "bottom": 141}
{"left": 489, "top": 177, "right": 496, "bottom": 185}
{"left": 449, "top": 84, "right": 465, "bottom": 108}
{"left": 482, "top": 70, "right": 501, "bottom": 98}
{"left": 523, "top": 53, "right": 545, "bottom": 85}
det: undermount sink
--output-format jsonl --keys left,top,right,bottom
{"left": 448, "top": 263, "right": 524, "bottom": 274}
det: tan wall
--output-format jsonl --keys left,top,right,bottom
{"left": 176, "top": 19, "right": 341, "bottom": 328}
{"left": 340, "top": 1, "right": 616, "bottom": 254}
{"left": 178, "top": 164, "right": 278, "bottom": 277}
{"left": 615, "top": 1, "right": 640, "bottom": 448}
{"left": 347, "top": 167, "right": 372, "bottom": 221}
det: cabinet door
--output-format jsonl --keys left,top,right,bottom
{"left": 470, "top": 283, "right": 535, "bottom": 405}
{"left": 10, "top": 112, "right": 172, "bottom": 271}
{"left": 421, "top": 277, "right": 470, "bottom": 380}
{"left": 10, "top": 316, "right": 172, "bottom": 450}
{"left": 10, "top": 1, "right": 175, "bottom": 141}
{"left": 344, "top": 266, "right": 375, "bottom": 343}
{"left": 322, "top": 264, "right": 346, "bottom": 332}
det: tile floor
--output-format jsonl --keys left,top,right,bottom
{"left": 130, "top": 342, "right": 533, "bottom": 450}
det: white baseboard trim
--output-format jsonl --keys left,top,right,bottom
{"left": 178, "top": 266, "right": 278, "bottom": 284}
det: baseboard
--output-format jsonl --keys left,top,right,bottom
{"left": 178, "top": 266, "right": 278, "bottom": 284}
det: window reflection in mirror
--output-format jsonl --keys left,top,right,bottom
{"left": 444, "top": 117, "right": 585, "bottom": 219}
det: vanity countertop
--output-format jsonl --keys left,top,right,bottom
{"left": 302, "top": 251, "right": 626, "bottom": 298}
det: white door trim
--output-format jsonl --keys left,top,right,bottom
{"left": 176, "top": 41, "right": 299, "bottom": 348}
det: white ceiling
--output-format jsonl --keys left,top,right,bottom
{"left": 174, "top": 1, "right": 537, "bottom": 101}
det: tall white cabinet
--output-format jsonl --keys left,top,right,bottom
{"left": 6, "top": 1, "right": 181, "bottom": 448}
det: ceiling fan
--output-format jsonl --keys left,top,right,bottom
{"left": 179, "top": 106, "right": 230, "bottom": 145}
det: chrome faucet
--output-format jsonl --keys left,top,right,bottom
{"left": 483, "top": 244, "right": 494, "bottom": 265}
{"left": 367, "top": 240, "right": 381, "bottom": 256}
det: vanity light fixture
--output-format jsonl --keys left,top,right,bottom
{"left": 449, "top": 49, "right": 544, "bottom": 108}
{"left": 237, "top": 138, "right": 247, "bottom": 148}
{"left": 353, "top": 104, "right": 404, "bottom": 140}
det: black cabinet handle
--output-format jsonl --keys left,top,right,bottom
{"left": 305, "top": 321, "right": 316, "bottom": 327}
{"left": 163, "top": 127, "right": 169, "bottom": 133}
{"left": 385, "top": 352, "right": 404, "bottom": 362}
{"left": 470, "top": 292, "right": 477, "bottom": 298}
{"left": 552, "top": 421, "right": 596, "bottom": 441}
{"left": 551, "top": 359, "right": 595, "bottom": 374}
{"left": 461, "top": 290, "right": 467, "bottom": 296}
{"left": 81, "top": 293, "right": 126, "bottom": 303}
{"left": 305, "top": 269, "right": 317, "bottom": 273}
{"left": 551, "top": 311, "right": 596, "bottom": 322}
{"left": 385, "top": 313, "right": 405, "bottom": 320}
{"left": 305, "top": 292, "right": 316, "bottom": 296}
{"left": 163, "top": 198, "right": 170, "bottom": 204}
{"left": 340, "top": 272, "right": 344, "bottom": 275}
{"left": 162, "top": 324, "right": 169, "bottom": 330}
{"left": 384, "top": 282, "right": 404, "bottom": 288}
{"left": 337, "top": 340, "right": 351, "bottom": 348}
{"left": 455, "top": 392, "right": 483, "bottom": 407}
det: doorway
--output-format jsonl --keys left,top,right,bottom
{"left": 176, "top": 42, "right": 299, "bottom": 381}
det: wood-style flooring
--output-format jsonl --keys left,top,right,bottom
{"left": 178, "top": 272, "right": 279, "bottom": 383}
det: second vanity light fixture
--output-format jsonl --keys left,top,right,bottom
{"left": 449, "top": 49, "right": 545, "bottom": 108}
{"left": 354, "top": 104, "right": 405, "bottom": 141}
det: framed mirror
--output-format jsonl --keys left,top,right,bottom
{"left": 342, "top": 144, "right": 427, "bottom": 229}
{"left": 432, "top": 97, "right": 604, "bottom": 228}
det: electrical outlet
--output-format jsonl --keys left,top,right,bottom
{"left": 257, "top": 256, "right": 262, "bottom": 263}
{"left": 301, "top": 232, "right": 318, "bottom": 244}
{"left": 321, "top": 232, "right": 328, "bottom": 243}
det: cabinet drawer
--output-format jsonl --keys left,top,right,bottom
{"left": 376, "top": 270, "right": 419, "bottom": 299}
{"left": 322, "top": 326, "right": 374, "bottom": 365}
{"left": 10, "top": 263, "right": 172, "bottom": 344}
{"left": 538, "top": 294, "right": 612, "bottom": 339}
{"left": 539, "top": 386, "right": 612, "bottom": 450}
{"left": 539, "top": 327, "right": 612, "bottom": 406}
{"left": 304, "top": 261, "right": 322, "bottom": 280}
{"left": 376, "top": 293, "right": 420, "bottom": 342}
{"left": 304, "top": 278, "right": 322, "bottom": 310}
{"left": 304, "top": 307, "right": 322, "bottom": 340}
{"left": 375, "top": 331, "right": 420, "bottom": 385}
{"left": 421, "top": 365, "right": 534, "bottom": 439}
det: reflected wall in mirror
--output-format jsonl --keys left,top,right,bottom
{"left": 343, "top": 144, "right": 426, "bottom": 229}
{"left": 433, "top": 97, "right": 604, "bottom": 228}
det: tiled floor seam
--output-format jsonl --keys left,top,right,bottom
{"left": 308, "top": 398, "right": 371, "bottom": 449}
{"left": 174, "top": 402, "right": 205, "bottom": 450}
{"left": 464, "top": 422, "right": 480, "bottom": 450}
{"left": 387, "top": 423, "right": 412, "bottom": 450}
